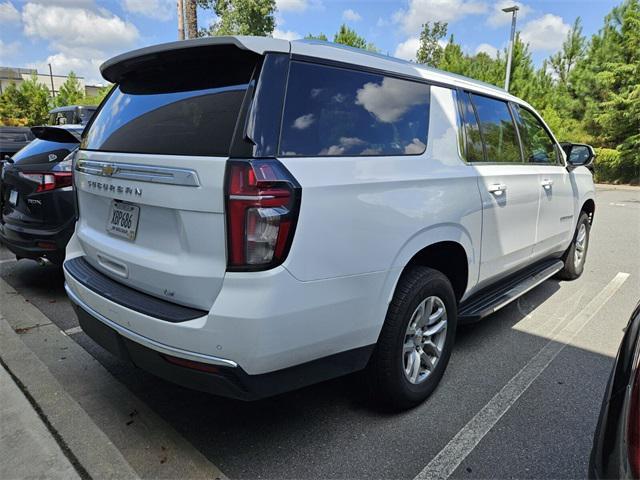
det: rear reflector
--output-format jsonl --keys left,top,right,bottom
{"left": 36, "top": 241, "right": 57, "bottom": 250}
{"left": 225, "top": 160, "right": 300, "bottom": 270}
{"left": 162, "top": 354, "right": 221, "bottom": 374}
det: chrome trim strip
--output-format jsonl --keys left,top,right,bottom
{"left": 76, "top": 160, "right": 200, "bottom": 187}
{"left": 64, "top": 282, "right": 238, "bottom": 368}
{"left": 228, "top": 194, "right": 275, "bottom": 201}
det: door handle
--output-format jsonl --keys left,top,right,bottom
{"left": 488, "top": 183, "right": 507, "bottom": 195}
{"left": 541, "top": 179, "right": 554, "bottom": 189}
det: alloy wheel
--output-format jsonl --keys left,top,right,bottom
{"left": 574, "top": 223, "right": 587, "bottom": 268}
{"left": 403, "top": 296, "right": 448, "bottom": 385}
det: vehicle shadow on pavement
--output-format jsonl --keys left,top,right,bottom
{"left": 1, "top": 261, "right": 65, "bottom": 295}
{"left": 70, "top": 278, "right": 608, "bottom": 477}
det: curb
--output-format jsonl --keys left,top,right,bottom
{"left": 0, "top": 315, "right": 139, "bottom": 480}
{"left": 595, "top": 183, "right": 639, "bottom": 191}
{"left": 0, "top": 277, "right": 226, "bottom": 480}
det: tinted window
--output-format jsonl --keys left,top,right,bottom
{"left": 515, "top": 106, "right": 559, "bottom": 164}
{"left": 11, "top": 138, "right": 78, "bottom": 165}
{"left": 78, "top": 108, "right": 97, "bottom": 125}
{"left": 471, "top": 94, "right": 522, "bottom": 163}
{"left": 82, "top": 63, "right": 255, "bottom": 156}
{"left": 459, "top": 91, "right": 484, "bottom": 162}
{"left": 50, "top": 111, "right": 76, "bottom": 126}
{"left": 280, "top": 62, "right": 430, "bottom": 157}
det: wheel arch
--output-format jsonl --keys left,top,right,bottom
{"left": 581, "top": 198, "right": 595, "bottom": 224}
{"left": 403, "top": 242, "right": 469, "bottom": 302}
{"left": 382, "top": 224, "right": 477, "bottom": 305}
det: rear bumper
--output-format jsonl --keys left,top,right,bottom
{"left": 68, "top": 283, "right": 373, "bottom": 400}
{"left": 63, "top": 246, "right": 387, "bottom": 376}
{"left": 0, "top": 219, "right": 74, "bottom": 263}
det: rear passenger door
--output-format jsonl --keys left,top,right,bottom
{"left": 459, "top": 92, "right": 540, "bottom": 285}
{"left": 513, "top": 105, "right": 574, "bottom": 258}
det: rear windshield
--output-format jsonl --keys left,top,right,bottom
{"left": 82, "top": 53, "right": 256, "bottom": 157}
{"left": 11, "top": 138, "right": 77, "bottom": 165}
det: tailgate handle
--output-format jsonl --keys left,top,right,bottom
{"left": 96, "top": 253, "right": 128, "bottom": 279}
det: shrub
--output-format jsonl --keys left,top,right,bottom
{"left": 594, "top": 148, "right": 639, "bottom": 184}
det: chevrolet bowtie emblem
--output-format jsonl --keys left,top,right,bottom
{"left": 101, "top": 164, "right": 118, "bottom": 176}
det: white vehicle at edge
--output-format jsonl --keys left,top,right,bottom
{"left": 64, "top": 36, "right": 596, "bottom": 409}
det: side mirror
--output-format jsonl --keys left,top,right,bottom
{"left": 563, "top": 143, "right": 596, "bottom": 171}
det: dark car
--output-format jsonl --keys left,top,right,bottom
{"left": 49, "top": 105, "right": 97, "bottom": 126}
{"left": 0, "top": 126, "right": 35, "bottom": 159}
{"left": 590, "top": 301, "right": 640, "bottom": 479}
{"left": 0, "top": 125, "right": 82, "bottom": 265}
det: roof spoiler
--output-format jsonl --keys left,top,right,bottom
{"left": 100, "top": 36, "right": 290, "bottom": 84}
{"left": 30, "top": 126, "right": 81, "bottom": 144}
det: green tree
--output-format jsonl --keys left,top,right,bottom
{"left": 0, "top": 75, "right": 51, "bottom": 126}
{"left": 82, "top": 85, "right": 112, "bottom": 106}
{"left": 549, "top": 18, "right": 586, "bottom": 85}
{"left": 200, "top": 0, "right": 276, "bottom": 36}
{"left": 333, "top": 24, "right": 377, "bottom": 51}
{"left": 438, "top": 36, "right": 470, "bottom": 73}
{"left": 55, "top": 72, "right": 84, "bottom": 107}
{"left": 0, "top": 83, "right": 27, "bottom": 125}
{"left": 416, "top": 21, "right": 448, "bottom": 66}
{"left": 304, "top": 33, "right": 328, "bottom": 41}
{"left": 593, "top": 0, "right": 640, "bottom": 171}
{"left": 570, "top": 0, "right": 639, "bottom": 168}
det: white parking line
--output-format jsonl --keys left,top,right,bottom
{"left": 415, "top": 272, "right": 630, "bottom": 480}
{"left": 0, "top": 258, "right": 17, "bottom": 265}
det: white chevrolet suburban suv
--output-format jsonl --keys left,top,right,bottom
{"left": 64, "top": 36, "right": 596, "bottom": 409}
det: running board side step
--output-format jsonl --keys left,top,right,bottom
{"left": 459, "top": 260, "right": 564, "bottom": 323}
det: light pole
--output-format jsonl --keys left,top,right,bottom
{"left": 502, "top": 5, "right": 519, "bottom": 92}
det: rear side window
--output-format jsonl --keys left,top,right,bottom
{"left": 458, "top": 91, "right": 484, "bottom": 162}
{"left": 279, "top": 62, "right": 430, "bottom": 157}
{"left": 514, "top": 106, "right": 560, "bottom": 165}
{"left": 470, "top": 94, "right": 522, "bottom": 163}
{"left": 82, "top": 57, "right": 256, "bottom": 156}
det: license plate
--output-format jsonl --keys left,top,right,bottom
{"left": 8, "top": 190, "right": 17, "bottom": 206}
{"left": 107, "top": 201, "right": 140, "bottom": 241}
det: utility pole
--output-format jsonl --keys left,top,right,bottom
{"left": 177, "top": 0, "right": 185, "bottom": 40}
{"left": 502, "top": 5, "right": 519, "bottom": 92}
{"left": 48, "top": 63, "right": 56, "bottom": 98}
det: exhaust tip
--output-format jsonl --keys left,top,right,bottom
{"left": 36, "top": 257, "right": 52, "bottom": 267}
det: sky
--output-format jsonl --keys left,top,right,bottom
{"left": 0, "top": 0, "right": 620, "bottom": 86}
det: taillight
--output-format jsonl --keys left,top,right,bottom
{"left": 225, "top": 160, "right": 300, "bottom": 270}
{"left": 628, "top": 363, "right": 640, "bottom": 478}
{"left": 19, "top": 172, "right": 73, "bottom": 192}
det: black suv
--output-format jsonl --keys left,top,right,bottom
{"left": 0, "top": 126, "right": 82, "bottom": 265}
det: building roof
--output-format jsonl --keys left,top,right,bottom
{"left": 0, "top": 67, "right": 36, "bottom": 80}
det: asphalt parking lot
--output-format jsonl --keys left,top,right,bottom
{"left": 1, "top": 185, "right": 639, "bottom": 479}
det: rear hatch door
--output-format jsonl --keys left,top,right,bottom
{"left": 74, "top": 43, "right": 261, "bottom": 311}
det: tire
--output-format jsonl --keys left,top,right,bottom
{"left": 556, "top": 211, "right": 591, "bottom": 280}
{"left": 367, "top": 266, "right": 457, "bottom": 410}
